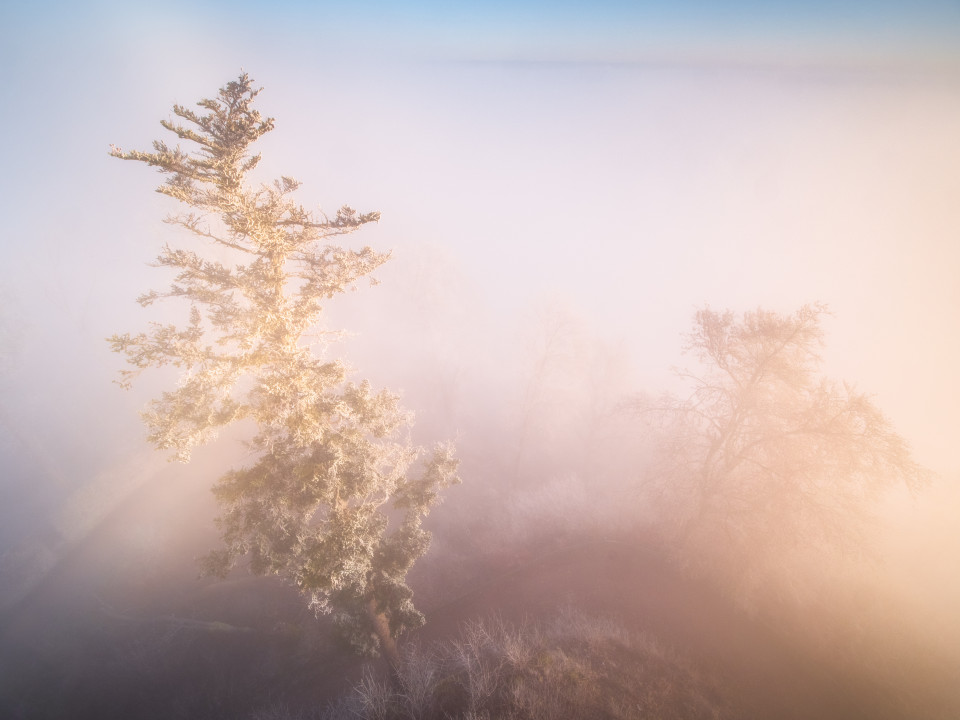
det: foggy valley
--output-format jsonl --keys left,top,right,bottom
{"left": 2, "top": 3, "right": 960, "bottom": 718}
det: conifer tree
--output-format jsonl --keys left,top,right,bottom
{"left": 109, "top": 74, "right": 458, "bottom": 664}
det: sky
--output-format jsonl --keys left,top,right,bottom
{"left": 1, "top": 0, "right": 958, "bottom": 551}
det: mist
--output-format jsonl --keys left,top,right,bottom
{"left": 2, "top": 1, "right": 960, "bottom": 717}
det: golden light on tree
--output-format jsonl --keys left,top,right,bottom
{"left": 108, "top": 74, "right": 459, "bottom": 665}
{"left": 635, "top": 305, "right": 930, "bottom": 605}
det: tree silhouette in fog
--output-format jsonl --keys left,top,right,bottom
{"left": 637, "top": 304, "right": 928, "bottom": 603}
{"left": 108, "top": 74, "right": 458, "bottom": 665}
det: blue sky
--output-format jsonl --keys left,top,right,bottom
{"left": 4, "top": 0, "right": 960, "bottom": 67}
{"left": 313, "top": 0, "right": 960, "bottom": 62}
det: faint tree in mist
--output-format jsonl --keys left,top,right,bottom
{"left": 512, "top": 305, "right": 579, "bottom": 477}
{"left": 108, "top": 74, "right": 458, "bottom": 666}
{"left": 634, "top": 304, "right": 929, "bottom": 605}
{"left": 511, "top": 304, "right": 632, "bottom": 482}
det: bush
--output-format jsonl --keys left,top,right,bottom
{"left": 315, "top": 606, "right": 733, "bottom": 720}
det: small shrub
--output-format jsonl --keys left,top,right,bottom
{"left": 353, "top": 667, "right": 394, "bottom": 720}
{"left": 330, "top": 606, "right": 733, "bottom": 719}
{"left": 397, "top": 644, "right": 439, "bottom": 720}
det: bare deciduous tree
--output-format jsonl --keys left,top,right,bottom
{"left": 636, "top": 305, "right": 928, "bottom": 601}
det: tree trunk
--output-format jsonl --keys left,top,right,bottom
{"left": 367, "top": 598, "right": 401, "bottom": 674}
